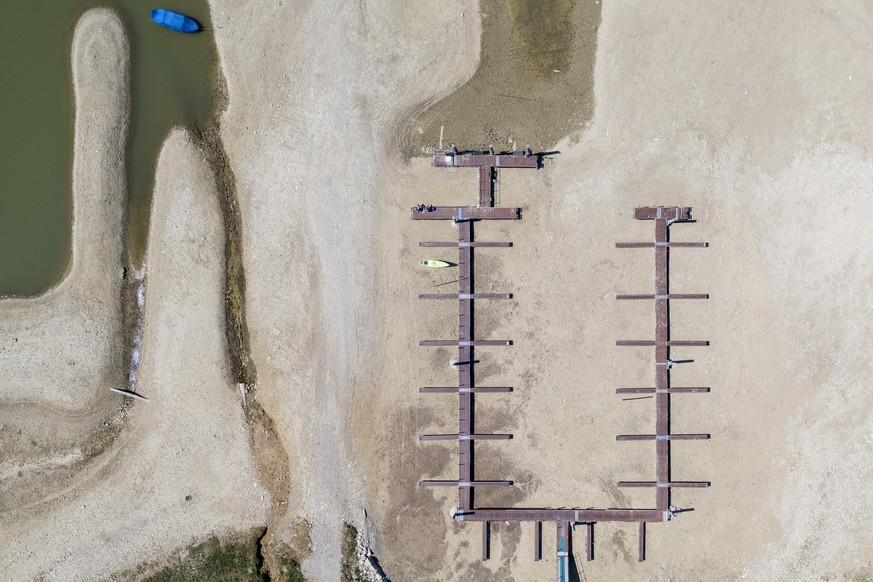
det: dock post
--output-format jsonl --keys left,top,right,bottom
{"left": 638, "top": 522, "right": 646, "bottom": 562}
{"left": 586, "top": 522, "right": 594, "bottom": 561}
{"left": 534, "top": 521, "right": 542, "bottom": 561}
{"left": 482, "top": 521, "right": 490, "bottom": 561}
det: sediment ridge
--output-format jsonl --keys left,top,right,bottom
{"left": 0, "top": 7, "right": 129, "bottom": 512}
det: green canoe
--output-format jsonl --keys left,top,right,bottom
{"left": 420, "top": 259, "right": 451, "bottom": 268}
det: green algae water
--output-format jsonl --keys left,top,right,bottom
{"left": 0, "top": 1, "right": 217, "bottom": 296}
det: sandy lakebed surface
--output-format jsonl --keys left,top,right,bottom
{"left": 3, "top": 1, "right": 873, "bottom": 581}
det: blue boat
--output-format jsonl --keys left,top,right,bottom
{"left": 150, "top": 9, "right": 200, "bottom": 32}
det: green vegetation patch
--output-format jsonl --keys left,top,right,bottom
{"left": 142, "top": 534, "right": 262, "bottom": 582}
{"left": 110, "top": 530, "right": 272, "bottom": 582}
{"left": 111, "top": 529, "right": 309, "bottom": 582}
{"left": 270, "top": 544, "right": 306, "bottom": 582}
{"left": 189, "top": 121, "right": 255, "bottom": 386}
{"left": 340, "top": 523, "right": 365, "bottom": 582}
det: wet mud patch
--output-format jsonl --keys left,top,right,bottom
{"left": 451, "top": 521, "right": 523, "bottom": 582}
{"left": 598, "top": 475, "right": 631, "bottom": 508}
{"left": 476, "top": 403, "right": 521, "bottom": 434}
{"left": 0, "top": 394, "right": 132, "bottom": 512}
{"left": 608, "top": 527, "right": 634, "bottom": 564}
{"left": 371, "top": 404, "right": 454, "bottom": 580}
{"left": 472, "top": 445, "right": 541, "bottom": 507}
{"left": 242, "top": 398, "right": 297, "bottom": 577}
{"left": 429, "top": 347, "right": 451, "bottom": 369}
{"left": 472, "top": 354, "right": 509, "bottom": 383}
{"left": 401, "top": 0, "right": 601, "bottom": 156}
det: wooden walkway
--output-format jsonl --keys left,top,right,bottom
{"left": 615, "top": 206, "right": 711, "bottom": 525}
{"left": 413, "top": 154, "right": 711, "bottom": 570}
{"left": 414, "top": 150, "right": 535, "bottom": 513}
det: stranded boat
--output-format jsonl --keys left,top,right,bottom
{"left": 420, "top": 259, "right": 451, "bottom": 268}
{"left": 150, "top": 9, "right": 200, "bottom": 32}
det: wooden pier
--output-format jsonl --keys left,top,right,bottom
{"left": 615, "top": 206, "right": 711, "bottom": 527}
{"left": 413, "top": 153, "right": 711, "bottom": 572}
{"left": 414, "top": 150, "right": 537, "bottom": 513}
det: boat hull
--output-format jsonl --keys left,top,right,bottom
{"left": 420, "top": 260, "right": 451, "bottom": 268}
{"left": 150, "top": 9, "right": 200, "bottom": 32}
